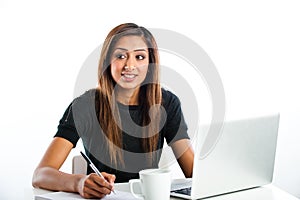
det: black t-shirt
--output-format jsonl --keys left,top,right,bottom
{"left": 55, "top": 88, "right": 189, "bottom": 182}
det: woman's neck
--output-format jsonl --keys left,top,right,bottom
{"left": 115, "top": 86, "right": 140, "bottom": 105}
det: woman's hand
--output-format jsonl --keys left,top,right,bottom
{"left": 77, "top": 172, "right": 116, "bottom": 199}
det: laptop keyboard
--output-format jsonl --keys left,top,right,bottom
{"left": 171, "top": 187, "right": 192, "bottom": 196}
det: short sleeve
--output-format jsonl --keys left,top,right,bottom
{"left": 54, "top": 103, "right": 80, "bottom": 147}
{"left": 162, "top": 90, "right": 190, "bottom": 145}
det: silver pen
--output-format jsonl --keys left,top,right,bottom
{"left": 80, "top": 151, "right": 116, "bottom": 194}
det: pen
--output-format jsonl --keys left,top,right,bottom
{"left": 80, "top": 151, "right": 116, "bottom": 194}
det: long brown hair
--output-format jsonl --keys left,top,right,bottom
{"left": 97, "top": 23, "right": 162, "bottom": 166}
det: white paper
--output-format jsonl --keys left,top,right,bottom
{"left": 34, "top": 190, "right": 137, "bottom": 200}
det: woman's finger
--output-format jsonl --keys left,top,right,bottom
{"left": 89, "top": 173, "right": 113, "bottom": 194}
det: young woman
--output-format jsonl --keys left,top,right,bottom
{"left": 32, "top": 23, "right": 194, "bottom": 199}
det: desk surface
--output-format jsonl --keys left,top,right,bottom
{"left": 28, "top": 184, "right": 299, "bottom": 200}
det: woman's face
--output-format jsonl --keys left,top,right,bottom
{"left": 110, "top": 35, "right": 149, "bottom": 90}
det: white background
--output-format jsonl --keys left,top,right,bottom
{"left": 0, "top": 0, "right": 299, "bottom": 199}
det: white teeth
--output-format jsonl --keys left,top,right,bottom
{"left": 123, "top": 74, "right": 135, "bottom": 78}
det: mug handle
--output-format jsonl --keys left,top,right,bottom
{"left": 129, "top": 179, "right": 144, "bottom": 200}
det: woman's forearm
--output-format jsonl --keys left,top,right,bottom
{"left": 32, "top": 166, "right": 84, "bottom": 193}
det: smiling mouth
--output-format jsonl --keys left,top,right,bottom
{"left": 121, "top": 73, "right": 137, "bottom": 82}
{"left": 122, "top": 74, "right": 136, "bottom": 79}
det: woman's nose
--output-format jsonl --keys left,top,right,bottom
{"left": 125, "top": 56, "right": 136, "bottom": 71}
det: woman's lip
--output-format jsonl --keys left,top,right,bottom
{"left": 121, "top": 73, "right": 137, "bottom": 81}
{"left": 121, "top": 73, "right": 137, "bottom": 77}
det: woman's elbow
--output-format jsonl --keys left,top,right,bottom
{"left": 32, "top": 168, "right": 41, "bottom": 188}
{"left": 32, "top": 167, "right": 46, "bottom": 188}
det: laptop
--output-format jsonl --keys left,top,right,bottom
{"left": 171, "top": 114, "right": 280, "bottom": 199}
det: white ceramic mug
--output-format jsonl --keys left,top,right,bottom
{"left": 129, "top": 168, "right": 171, "bottom": 200}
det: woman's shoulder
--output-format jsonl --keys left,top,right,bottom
{"left": 74, "top": 88, "right": 97, "bottom": 100}
{"left": 161, "top": 88, "right": 181, "bottom": 107}
{"left": 72, "top": 88, "right": 98, "bottom": 108}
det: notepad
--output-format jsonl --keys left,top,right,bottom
{"left": 34, "top": 190, "right": 136, "bottom": 200}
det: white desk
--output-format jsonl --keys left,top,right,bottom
{"left": 28, "top": 184, "right": 299, "bottom": 200}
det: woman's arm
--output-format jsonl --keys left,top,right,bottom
{"left": 32, "top": 137, "right": 115, "bottom": 199}
{"left": 170, "top": 139, "right": 194, "bottom": 178}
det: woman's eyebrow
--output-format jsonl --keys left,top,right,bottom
{"left": 114, "top": 47, "right": 127, "bottom": 51}
{"left": 114, "top": 47, "right": 147, "bottom": 52}
{"left": 133, "top": 49, "right": 147, "bottom": 52}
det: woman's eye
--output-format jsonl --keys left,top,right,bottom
{"left": 136, "top": 55, "right": 145, "bottom": 60}
{"left": 116, "top": 54, "right": 126, "bottom": 59}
